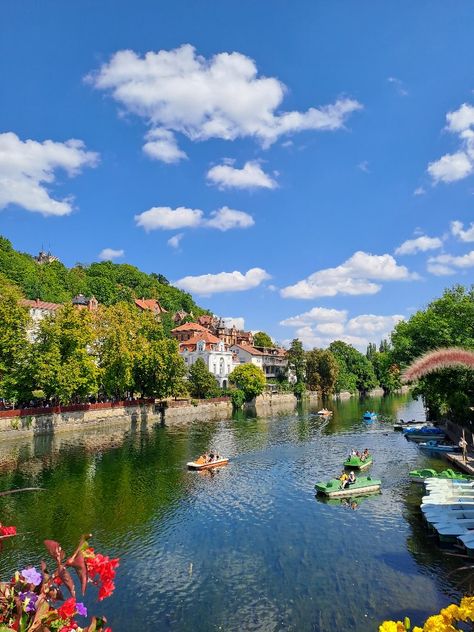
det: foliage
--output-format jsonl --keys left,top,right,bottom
{"left": 32, "top": 306, "right": 99, "bottom": 404}
{"left": 187, "top": 359, "right": 219, "bottom": 399}
{"left": 0, "top": 235, "right": 206, "bottom": 319}
{"left": 229, "top": 364, "right": 266, "bottom": 402}
{"left": 253, "top": 331, "right": 273, "bottom": 348}
{"left": 391, "top": 285, "right": 474, "bottom": 419}
{"left": 305, "top": 349, "right": 339, "bottom": 397}
{"left": 0, "top": 527, "right": 118, "bottom": 631}
{"left": 328, "top": 340, "right": 377, "bottom": 394}
{"left": 379, "top": 595, "right": 474, "bottom": 632}
{"left": 371, "top": 350, "right": 401, "bottom": 395}
{"left": 145, "top": 339, "right": 187, "bottom": 400}
{"left": 286, "top": 339, "right": 306, "bottom": 387}
{"left": 230, "top": 389, "right": 246, "bottom": 409}
{"left": 0, "top": 275, "right": 32, "bottom": 403}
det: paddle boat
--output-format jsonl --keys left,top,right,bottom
{"left": 363, "top": 411, "right": 377, "bottom": 421}
{"left": 317, "top": 408, "right": 333, "bottom": 417}
{"left": 403, "top": 426, "right": 446, "bottom": 441}
{"left": 393, "top": 420, "right": 427, "bottom": 431}
{"left": 409, "top": 468, "right": 473, "bottom": 483}
{"left": 315, "top": 475, "right": 381, "bottom": 498}
{"left": 187, "top": 457, "right": 229, "bottom": 470}
{"left": 418, "top": 440, "right": 460, "bottom": 453}
{"left": 456, "top": 532, "right": 474, "bottom": 556}
{"left": 343, "top": 454, "right": 373, "bottom": 470}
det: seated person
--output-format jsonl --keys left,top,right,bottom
{"left": 348, "top": 471, "right": 356, "bottom": 485}
{"left": 339, "top": 471, "right": 349, "bottom": 489}
{"left": 207, "top": 452, "right": 215, "bottom": 463}
{"left": 196, "top": 454, "right": 207, "bottom": 465}
{"left": 350, "top": 449, "right": 357, "bottom": 457}
{"left": 362, "top": 448, "right": 370, "bottom": 460}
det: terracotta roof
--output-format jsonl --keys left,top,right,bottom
{"left": 134, "top": 298, "right": 168, "bottom": 313}
{"left": 232, "top": 344, "right": 264, "bottom": 356}
{"left": 180, "top": 331, "right": 222, "bottom": 350}
{"left": 172, "top": 322, "right": 209, "bottom": 332}
{"left": 20, "top": 299, "right": 62, "bottom": 311}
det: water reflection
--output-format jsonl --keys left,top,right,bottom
{"left": 0, "top": 394, "right": 466, "bottom": 631}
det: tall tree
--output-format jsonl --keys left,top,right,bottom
{"left": 287, "top": 339, "right": 306, "bottom": 394}
{"left": 328, "top": 340, "right": 377, "bottom": 395}
{"left": 229, "top": 364, "right": 266, "bottom": 402}
{"left": 253, "top": 331, "right": 273, "bottom": 348}
{"left": 305, "top": 349, "right": 339, "bottom": 397}
{"left": 187, "top": 358, "right": 219, "bottom": 399}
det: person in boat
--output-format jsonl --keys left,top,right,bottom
{"left": 350, "top": 449, "right": 357, "bottom": 457}
{"left": 348, "top": 471, "right": 356, "bottom": 485}
{"left": 360, "top": 448, "right": 370, "bottom": 461}
{"left": 207, "top": 452, "right": 215, "bottom": 463}
{"left": 195, "top": 454, "right": 208, "bottom": 465}
{"left": 339, "top": 470, "right": 349, "bottom": 489}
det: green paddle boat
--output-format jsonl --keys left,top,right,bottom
{"left": 409, "top": 468, "right": 474, "bottom": 483}
{"left": 343, "top": 455, "right": 373, "bottom": 470}
{"left": 315, "top": 475, "right": 382, "bottom": 498}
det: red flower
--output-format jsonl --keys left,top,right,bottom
{"left": 0, "top": 525, "right": 17, "bottom": 536}
{"left": 54, "top": 576, "right": 63, "bottom": 585}
{"left": 85, "top": 551, "right": 119, "bottom": 601}
{"left": 57, "top": 597, "right": 76, "bottom": 620}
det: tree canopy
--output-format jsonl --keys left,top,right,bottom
{"left": 187, "top": 358, "right": 219, "bottom": 399}
{"left": 253, "top": 331, "right": 273, "bottom": 348}
{"left": 229, "top": 364, "right": 266, "bottom": 402}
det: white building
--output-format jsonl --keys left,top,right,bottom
{"left": 180, "top": 331, "right": 234, "bottom": 388}
{"left": 230, "top": 344, "right": 264, "bottom": 369}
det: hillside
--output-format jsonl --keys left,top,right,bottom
{"left": 0, "top": 236, "right": 207, "bottom": 317}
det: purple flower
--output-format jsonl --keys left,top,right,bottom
{"left": 19, "top": 591, "right": 38, "bottom": 612}
{"left": 21, "top": 567, "right": 42, "bottom": 586}
{"left": 76, "top": 602, "right": 88, "bottom": 617}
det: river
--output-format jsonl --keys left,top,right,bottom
{"left": 0, "top": 394, "right": 470, "bottom": 631}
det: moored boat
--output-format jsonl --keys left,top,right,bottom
{"left": 187, "top": 458, "right": 229, "bottom": 470}
{"left": 409, "top": 468, "right": 474, "bottom": 483}
{"left": 393, "top": 421, "right": 426, "bottom": 431}
{"left": 343, "top": 455, "right": 373, "bottom": 470}
{"left": 363, "top": 411, "right": 377, "bottom": 421}
{"left": 315, "top": 475, "right": 381, "bottom": 498}
{"left": 403, "top": 426, "right": 446, "bottom": 441}
{"left": 418, "top": 440, "right": 461, "bottom": 453}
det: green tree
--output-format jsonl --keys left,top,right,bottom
{"left": 33, "top": 305, "right": 98, "bottom": 404}
{"left": 371, "top": 351, "right": 401, "bottom": 395}
{"left": 305, "top": 349, "right": 339, "bottom": 397}
{"left": 187, "top": 358, "right": 219, "bottom": 399}
{"left": 328, "top": 340, "right": 377, "bottom": 395}
{"left": 391, "top": 284, "right": 474, "bottom": 419}
{"left": 253, "top": 331, "right": 273, "bottom": 348}
{"left": 287, "top": 339, "right": 306, "bottom": 392}
{"left": 148, "top": 339, "right": 187, "bottom": 400}
{"left": 229, "top": 364, "right": 266, "bottom": 402}
{"left": 366, "top": 342, "right": 377, "bottom": 362}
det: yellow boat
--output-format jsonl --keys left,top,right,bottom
{"left": 187, "top": 458, "right": 229, "bottom": 470}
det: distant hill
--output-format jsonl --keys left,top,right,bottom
{"left": 0, "top": 236, "right": 207, "bottom": 317}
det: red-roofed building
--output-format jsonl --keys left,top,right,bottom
{"left": 134, "top": 298, "right": 168, "bottom": 317}
{"left": 180, "top": 333, "right": 233, "bottom": 388}
{"left": 230, "top": 344, "right": 264, "bottom": 369}
{"left": 171, "top": 322, "right": 209, "bottom": 342}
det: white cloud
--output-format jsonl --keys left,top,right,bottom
{"left": 88, "top": 44, "right": 362, "bottom": 158}
{"left": 0, "top": 132, "right": 98, "bottom": 216}
{"left": 451, "top": 220, "right": 474, "bottom": 242}
{"left": 175, "top": 267, "right": 270, "bottom": 295}
{"left": 280, "top": 251, "right": 415, "bottom": 299}
{"left": 282, "top": 310, "right": 404, "bottom": 351}
{"left": 428, "top": 103, "right": 474, "bottom": 183}
{"left": 387, "top": 77, "right": 408, "bottom": 97}
{"left": 167, "top": 233, "right": 183, "bottom": 249}
{"left": 135, "top": 206, "right": 203, "bottom": 231}
{"left": 205, "top": 206, "right": 254, "bottom": 231}
{"left": 143, "top": 129, "right": 187, "bottom": 163}
{"left": 99, "top": 248, "right": 124, "bottom": 261}
{"left": 413, "top": 186, "right": 426, "bottom": 196}
{"left": 395, "top": 235, "right": 443, "bottom": 255}
{"left": 427, "top": 250, "right": 474, "bottom": 275}
{"left": 280, "top": 307, "right": 347, "bottom": 327}
{"left": 222, "top": 317, "right": 245, "bottom": 330}
{"left": 207, "top": 160, "right": 277, "bottom": 189}
{"left": 135, "top": 205, "right": 254, "bottom": 233}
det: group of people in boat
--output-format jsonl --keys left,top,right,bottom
{"left": 349, "top": 448, "right": 370, "bottom": 461}
{"left": 339, "top": 470, "right": 357, "bottom": 489}
{"left": 195, "top": 452, "right": 221, "bottom": 465}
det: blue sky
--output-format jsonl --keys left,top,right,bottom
{"left": 1, "top": 0, "right": 473, "bottom": 349}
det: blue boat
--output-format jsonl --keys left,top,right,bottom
{"left": 403, "top": 426, "right": 446, "bottom": 441}
{"left": 363, "top": 411, "right": 377, "bottom": 421}
{"left": 418, "top": 439, "right": 460, "bottom": 453}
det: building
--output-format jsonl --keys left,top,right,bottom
{"left": 173, "top": 309, "right": 189, "bottom": 324}
{"left": 34, "top": 250, "right": 59, "bottom": 264}
{"left": 230, "top": 344, "right": 264, "bottom": 370}
{"left": 171, "top": 322, "right": 211, "bottom": 343}
{"left": 179, "top": 331, "right": 234, "bottom": 388}
{"left": 253, "top": 346, "right": 288, "bottom": 380}
{"left": 134, "top": 298, "right": 168, "bottom": 318}
{"left": 195, "top": 315, "right": 254, "bottom": 347}
{"left": 72, "top": 295, "right": 98, "bottom": 311}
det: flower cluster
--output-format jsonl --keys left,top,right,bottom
{"left": 379, "top": 596, "right": 474, "bottom": 632}
{"left": 0, "top": 525, "right": 17, "bottom": 537}
{"left": 84, "top": 548, "right": 119, "bottom": 601}
{"left": 0, "top": 530, "right": 119, "bottom": 632}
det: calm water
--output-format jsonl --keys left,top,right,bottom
{"left": 0, "top": 395, "right": 471, "bottom": 631}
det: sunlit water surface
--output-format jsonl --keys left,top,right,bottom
{"left": 0, "top": 395, "right": 471, "bottom": 631}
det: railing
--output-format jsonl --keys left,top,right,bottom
{"left": 0, "top": 399, "right": 156, "bottom": 420}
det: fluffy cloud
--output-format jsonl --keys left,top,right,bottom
{"left": 88, "top": 44, "right": 362, "bottom": 160}
{"left": 135, "top": 205, "right": 254, "bottom": 232}
{"left": 451, "top": 220, "right": 474, "bottom": 242}
{"left": 280, "top": 251, "right": 415, "bottom": 299}
{"left": 135, "top": 206, "right": 203, "bottom": 231}
{"left": 427, "top": 250, "right": 474, "bottom": 275}
{"left": 222, "top": 317, "right": 245, "bottom": 330}
{"left": 167, "top": 233, "right": 183, "bottom": 249}
{"left": 143, "top": 129, "right": 187, "bottom": 163}
{"left": 0, "top": 132, "right": 98, "bottom": 216}
{"left": 206, "top": 160, "right": 277, "bottom": 189}
{"left": 175, "top": 267, "right": 270, "bottom": 295}
{"left": 281, "top": 308, "right": 404, "bottom": 351}
{"left": 205, "top": 206, "right": 255, "bottom": 231}
{"left": 99, "top": 248, "right": 124, "bottom": 261}
{"left": 428, "top": 103, "right": 474, "bottom": 183}
{"left": 395, "top": 235, "right": 443, "bottom": 255}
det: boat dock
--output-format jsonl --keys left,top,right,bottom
{"left": 446, "top": 452, "right": 474, "bottom": 476}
